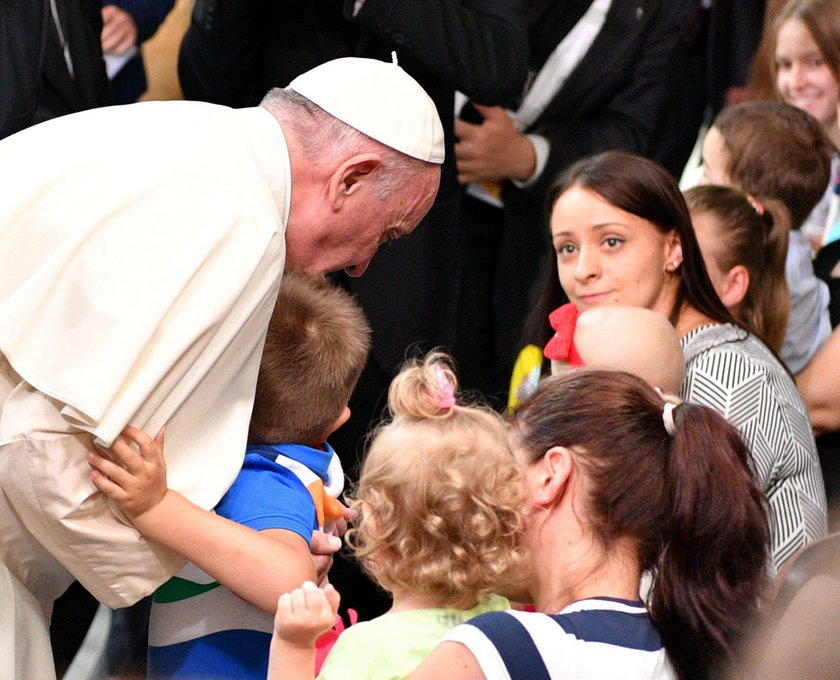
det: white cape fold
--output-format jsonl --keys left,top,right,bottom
{"left": 0, "top": 101, "right": 289, "bottom": 511}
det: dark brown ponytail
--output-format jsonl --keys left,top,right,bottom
{"left": 514, "top": 370, "right": 770, "bottom": 680}
{"left": 651, "top": 400, "right": 770, "bottom": 679}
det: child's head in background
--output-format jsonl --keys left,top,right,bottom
{"left": 702, "top": 100, "right": 833, "bottom": 230}
{"left": 544, "top": 304, "right": 686, "bottom": 395}
{"left": 348, "top": 351, "right": 528, "bottom": 609}
{"left": 249, "top": 269, "right": 371, "bottom": 447}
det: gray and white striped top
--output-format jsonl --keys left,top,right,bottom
{"left": 680, "top": 323, "right": 827, "bottom": 569}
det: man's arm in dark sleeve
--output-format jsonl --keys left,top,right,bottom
{"left": 178, "top": 0, "right": 268, "bottom": 105}
{"left": 0, "top": 0, "right": 47, "bottom": 138}
{"left": 525, "top": 0, "right": 683, "bottom": 198}
{"left": 346, "top": 0, "right": 529, "bottom": 107}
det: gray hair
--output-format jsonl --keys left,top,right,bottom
{"left": 260, "top": 88, "right": 433, "bottom": 199}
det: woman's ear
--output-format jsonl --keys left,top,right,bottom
{"left": 719, "top": 264, "right": 749, "bottom": 310}
{"left": 531, "top": 446, "right": 574, "bottom": 508}
{"left": 664, "top": 231, "right": 683, "bottom": 270}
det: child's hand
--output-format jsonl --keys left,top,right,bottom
{"left": 88, "top": 425, "right": 168, "bottom": 522}
{"left": 274, "top": 581, "right": 341, "bottom": 649}
{"left": 310, "top": 503, "right": 358, "bottom": 585}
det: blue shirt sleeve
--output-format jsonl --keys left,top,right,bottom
{"left": 214, "top": 453, "right": 317, "bottom": 544}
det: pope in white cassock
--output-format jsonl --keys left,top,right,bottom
{"left": 0, "top": 56, "right": 443, "bottom": 680}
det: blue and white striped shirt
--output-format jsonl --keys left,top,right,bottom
{"left": 444, "top": 597, "right": 675, "bottom": 680}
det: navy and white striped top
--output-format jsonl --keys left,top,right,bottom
{"left": 443, "top": 597, "right": 675, "bottom": 680}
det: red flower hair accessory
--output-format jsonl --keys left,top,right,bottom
{"left": 543, "top": 303, "right": 585, "bottom": 366}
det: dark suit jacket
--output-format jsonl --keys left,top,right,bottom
{"left": 488, "top": 0, "right": 684, "bottom": 381}
{"left": 650, "top": 0, "right": 767, "bottom": 176}
{"left": 109, "top": 0, "right": 175, "bottom": 103}
{"left": 0, "top": 0, "right": 48, "bottom": 139}
{"left": 36, "top": 0, "right": 112, "bottom": 123}
{"left": 179, "top": 0, "right": 529, "bottom": 373}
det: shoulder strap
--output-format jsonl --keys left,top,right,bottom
{"left": 467, "top": 612, "right": 552, "bottom": 680}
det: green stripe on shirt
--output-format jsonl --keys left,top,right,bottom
{"left": 153, "top": 576, "right": 221, "bottom": 603}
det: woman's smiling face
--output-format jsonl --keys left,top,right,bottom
{"left": 551, "top": 186, "right": 681, "bottom": 316}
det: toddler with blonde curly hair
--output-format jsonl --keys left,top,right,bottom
{"left": 269, "top": 351, "right": 529, "bottom": 680}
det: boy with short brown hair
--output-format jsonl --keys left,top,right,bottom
{"left": 701, "top": 100, "right": 832, "bottom": 373}
{"left": 90, "top": 269, "right": 371, "bottom": 680}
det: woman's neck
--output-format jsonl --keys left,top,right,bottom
{"left": 673, "top": 302, "right": 718, "bottom": 339}
{"left": 532, "top": 531, "right": 642, "bottom": 613}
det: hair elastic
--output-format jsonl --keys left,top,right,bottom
{"left": 433, "top": 364, "right": 456, "bottom": 410}
{"left": 746, "top": 194, "right": 765, "bottom": 216}
{"left": 662, "top": 402, "right": 678, "bottom": 437}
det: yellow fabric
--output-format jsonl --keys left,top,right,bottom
{"left": 507, "top": 344, "right": 545, "bottom": 411}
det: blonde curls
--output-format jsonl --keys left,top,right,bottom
{"left": 347, "top": 351, "right": 529, "bottom": 609}
{"left": 385, "top": 350, "right": 460, "bottom": 420}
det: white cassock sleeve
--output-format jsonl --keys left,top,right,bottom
{"left": 0, "top": 102, "right": 289, "bottom": 607}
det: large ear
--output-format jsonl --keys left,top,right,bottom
{"left": 719, "top": 264, "right": 749, "bottom": 309}
{"left": 327, "top": 153, "right": 382, "bottom": 211}
{"left": 531, "top": 445, "right": 574, "bottom": 508}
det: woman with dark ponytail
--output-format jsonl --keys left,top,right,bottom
{"left": 685, "top": 185, "right": 790, "bottom": 354}
{"left": 408, "top": 369, "right": 770, "bottom": 680}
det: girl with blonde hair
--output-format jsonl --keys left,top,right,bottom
{"left": 270, "top": 351, "right": 528, "bottom": 680}
{"left": 274, "top": 369, "right": 771, "bottom": 680}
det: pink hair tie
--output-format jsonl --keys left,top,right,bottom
{"left": 746, "top": 194, "right": 765, "bottom": 216}
{"left": 434, "top": 365, "right": 456, "bottom": 410}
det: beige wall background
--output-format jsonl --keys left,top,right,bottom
{"left": 139, "top": 0, "right": 191, "bottom": 101}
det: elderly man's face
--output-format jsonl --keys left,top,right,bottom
{"left": 286, "top": 166, "right": 439, "bottom": 276}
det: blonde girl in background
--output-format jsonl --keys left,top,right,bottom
{"left": 270, "top": 351, "right": 528, "bottom": 680}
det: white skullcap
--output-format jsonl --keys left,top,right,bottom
{"left": 287, "top": 55, "right": 445, "bottom": 164}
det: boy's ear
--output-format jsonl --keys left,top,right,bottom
{"left": 321, "top": 406, "right": 351, "bottom": 441}
{"left": 531, "top": 446, "right": 574, "bottom": 508}
{"left": 327, "top": 154, "right": 382, "bottom": 211}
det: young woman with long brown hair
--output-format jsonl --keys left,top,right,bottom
{"left": 527, "top": 151, "right": 826, "bottom": 570}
